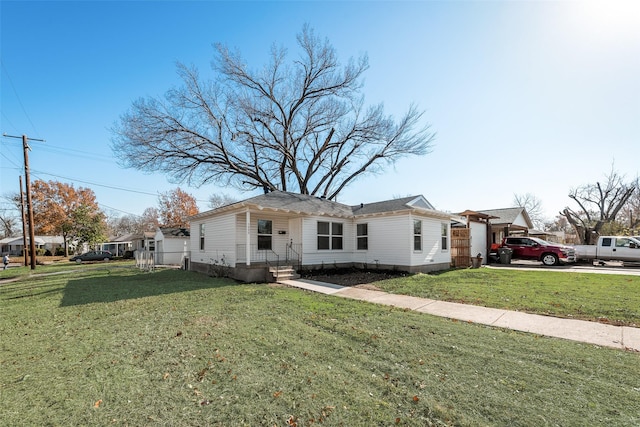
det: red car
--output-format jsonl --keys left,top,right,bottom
{"left": 500, "top": 236, "right": 575, "bottom": 266}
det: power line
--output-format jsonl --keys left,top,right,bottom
{"left": 0, "top": 151, "right": 23, "bottom": 170}
{"left": 29, "top": 169, "right": 211, "bottom": 204}
{"left": 0, "top": 135, "right": 26, "bottom": 168}
{"left": 37, "top": 145, "right": 112, "bottom": 163}
{"left": 1, "top": 136, "right": 111, "bottom": 163}
{"left": 3, "top": 166, "right": 158, "bottom": 199}
{"left": 2, "top": 134, "right": 211, "bottom": 209}
{"left": 30, "top": 170, "right": 162, "bottom": 197}
{"left": 0, "top": 61, "right": 41, "bottom": 138}
{"left": 1, "top": 111, "right": 19, "bottom": 134}
{"left": 98, "top": 203, "right": 141, "bottom": 217}
{"left": 2, "top": 165, "right": 211, "bottom": 204}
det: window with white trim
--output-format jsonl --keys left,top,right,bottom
{"left": 413, "top": 219, "right": 422, "bottom": 251}
{"left": 317, "top": 221, "right": 343, "bottom": 250}
{"left": 199, "top": 223, "right": 205, "bottom": 251}
{"left": 332, "top": 222, "right": 343, "bottom": 250}
{"left": 441, "top": 223, "right": 449, "bottom": 250}
{"left": 257, "top": 219, "right": 272, "bottom": 250}
{"left": 357, "top": 223, "right": 368, "bottom": 250}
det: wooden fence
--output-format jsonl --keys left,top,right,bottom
{"left": 451, "top": 228, "right": 471, "bottom": 267}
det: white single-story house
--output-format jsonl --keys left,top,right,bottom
{"left": 188, "top": 191, "right": 457, "bottom": 282}
{"left": 102, "top": 231, "right": 155, "bottom": 256}
{"left": 0, "top": 235, "right": 65, "bottom": 256}
{"left": 154, "top": 227, "right": 190, "bottom": 266}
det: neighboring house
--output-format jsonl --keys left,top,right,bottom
{"left": 547, "top": 230, "right": 570, "bottom": 244}
{"left": 479, "top": 207, "right": 533, "bottom": 244}
{"left": 102, "top": 232, "right": 155, "bottom": 256}
{"left": 188, "top": 191, "right": 455, "bottom": 282}
{"left": 529, "top": 229, "right": 558, "bottom": 242}
{"left": 0, "top": 235, "right": 65, "bottom": 256}
{"left": 154, "top": 227, "right": 190, "bottom": 266}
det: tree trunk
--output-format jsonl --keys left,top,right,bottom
{"left": 63, "top": 231, "right": 69, "bottom": 257}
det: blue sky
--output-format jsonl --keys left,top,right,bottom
{"left": 1, "top": 0, "right": 638, "bottom": 222}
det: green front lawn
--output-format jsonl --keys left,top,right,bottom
{"left": 373, "top": 268, "right": 640, "bottom": 327}
{"left": 1, "top": 267, "right": 639, "bottom": 426}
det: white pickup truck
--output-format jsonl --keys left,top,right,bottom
{"left": 574, "top": 236, "right": 640, "bottom": 264}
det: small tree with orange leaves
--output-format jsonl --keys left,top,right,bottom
{"left": 157, "top": 188, "right": 199, "bottom": 228}
{"left": 31, "top": 180, "right": 107, "bottom": 255}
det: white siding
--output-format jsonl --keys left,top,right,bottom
{"left": 288, "top": 217, "right": 302, "bottom": 246}
{"left": 159, "top": 237, "right": 189, "bottom": 265}
{"left": 410, "top": 216, "right": 450, "bottom": 267}
{"left": 353, "top": 215, "right": 412, "bottom": 266}
{"left": 300, "top": 216, "right": 354, "bottom": 266}
{"left": 190, "top": 214, "right": 236, "bottom": 265}
{"left": 301, "top": 213, "right": 450, "bottom": 268}
{"left": 469, "top": 221, "right": 488, "bottom": 263}
{"left": 189, "top": 204, "right": 453, "bottom": 272}
{"left": 236, "top": 213, "right": 291, "bottom": 259}
{"left": 189, "top": 221, "right": 202, "bottom": 255}
{"left": 512, "top": 212, "right": 529, "bottom": 228}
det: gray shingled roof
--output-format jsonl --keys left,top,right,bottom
{"left": 235, "top": 191, "right": 354, "bottom": 217}
{"left": 192, "top": 191, "right": 447, "bottom": 220}
{"left": 351, "top": 196, "right": 421, "bottom": 215}
{"left": 479, "top": 207, "right": 531, "bottom": 226}
{"left": 109, "top": 231, "right": 155, "bottom": 242}
{"left": 159, "top": 227, "right": 190, "bottom": 237}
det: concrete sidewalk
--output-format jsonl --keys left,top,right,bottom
{"left": 279, "top": 279, "right": 640, "bottom": 352}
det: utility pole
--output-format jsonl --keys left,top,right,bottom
{"left": 19, "top": 176, "right": 28, "bottom": 267}
{"left": 22, "top": 135, "right": 37, "bottom": 269}
{"left": 3, "top": 133, "right": 45, "bottom": 270}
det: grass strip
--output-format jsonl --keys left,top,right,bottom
{"left": 374, "top": 268, "right": 640, "bottom": 326}
{"left": 1, "top": 268, "right": 639, "bottom": 426}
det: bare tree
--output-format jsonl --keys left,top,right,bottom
{"left": 616, "top": 187, "right": 640, "bottom": 234}
{"left": 140, "top": 207, "right": 161, "bottom": 232}
{"left": 106, "top": 213, "right": 143, "bottom": 237}
{"left": 513, "top": 193, "right": 545, "bottom": 229}
{"left": 560, "top": 166, "right": 638, "bottom": 244}
{"left": 544, "top": 215, "right": 571, "bottom": 233}
{"left": 208, "top": 193, "right": 237, "bottom": 209}
{"left": 0, "top": 195, "right": 19, "bottom": 238}
{"left": 111, "top": 25, "right": 435, "bottom": 200}
{"left": 0, "top": 212, "right": 17, "bottom": 238}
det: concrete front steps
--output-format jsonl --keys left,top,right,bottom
{"left": 269, "top": 265, "right": 300, "bottom": 282}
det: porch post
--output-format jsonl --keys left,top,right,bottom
{"left": 245, "top": 210, "right": 251, "bottom": 266}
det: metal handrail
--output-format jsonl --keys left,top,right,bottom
{"left": 236, "top": 244, "right": 301, "bottom": 269}
{"left": 286, "top": 242, "right": 302, "bottom": 270}
{"left": 263, "top": 249, "right": 279, "bottom": 271}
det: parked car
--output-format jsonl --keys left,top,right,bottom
{"left": 574, "top": 236, "right": 640, "bottom": 264}
{"left": 70, "top": 250, "right": 113, "bottom": 263}
{"left": 499, "top": 236, "right": 576, "bottom": 266}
